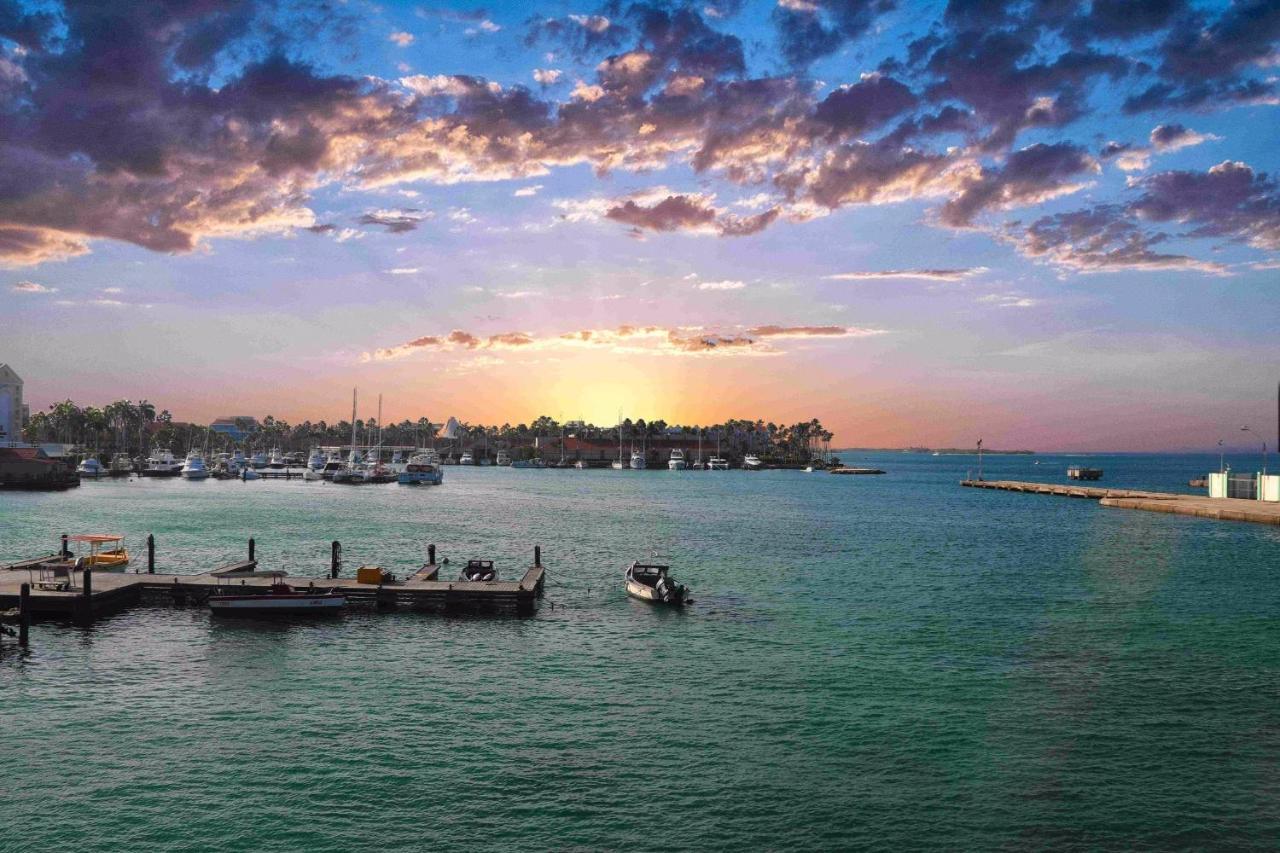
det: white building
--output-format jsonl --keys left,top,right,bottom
{"left": 0, "top": 363, "right": 22, "bottom": 446}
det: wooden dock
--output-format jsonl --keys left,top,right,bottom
{"left": 0, "top": 544, "right": 546, "bottom": 623}
{"left": 961, "top": 480, "right": 1280, "bottom": 526}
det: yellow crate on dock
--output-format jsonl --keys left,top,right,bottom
{"left": 356, "top": 566, "right": 387, "bottom": 584}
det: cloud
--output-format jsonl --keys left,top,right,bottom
{"left": 1101, "top": 124, "right": 1218, "bottom": 172}
{"left": 824, "top": 267, "right": 987, "bottom": 281}
{"left": 513, "top": 185, "right": 543, "bottom": 197}
{"left": 939, "top": 143, "right": 1099, "bottom": 228}
{"left": 603, "top": 192, "right": 781, "bottom": 238}
{"left": 10, "top": 280, "right": 57, "bottom": 293}
{"left": 772, "top": 0, "right": 891, "bottom": 66}
{"left": 363, "top": 322, "right": 885, "bottom": 361}
{"left": 389, "top": 31, "right": 415, "bottom": 47}
{"left": 977, "top": 293, "right": 1038, "bottom": 308}
{"left": 532, "top": 68, "right": 562, "bottom": 85}
{"left": 697, "top": 279, "right": 746, "bottom": 290}
{"left": 358, "top": 209, "right": 430, "bottom": 233}
{"left": 385, "top": 267, "right": 421, "bottom": 275}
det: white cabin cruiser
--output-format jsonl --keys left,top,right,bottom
{"left": 397, "top": 450, "right": 443, "bottom": 485}
{"left": 459, "top": 451, "right": 474, "bottom": 465}
{"left": 629, "top": 450, "right": 646, "bottom": 470}
{"left": 743, "top": 454, "right": 763, "bottom": 470}
{"left": 495, "top": 450, "right": 511, "bottom": 466}
{"left": 708, "top": 456, "right": 729, "bottom": 470}
{"left": 180, "top": 451, "right": 210, "bottom": 480}
{"left": 668, "top": 449, "right": 687, "bottom": 470}
{"left": 77, "top": 456, "right": 105, "bottom": 478}
{"left": 143, "top": 448, "right": 184, "bottom": 477}
{"left": 307, "top": 448, "right": 326, "bottom": 471}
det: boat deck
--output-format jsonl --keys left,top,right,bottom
{"left": 962, "top": 480, "right": 1280, "bottom": 526}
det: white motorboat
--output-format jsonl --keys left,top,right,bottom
{"left": 397, "top": 450, "right": 444, "bottom": 485}
{"left": 307, "top": 448, "right": 326, "bottom": 471}
{"left": 574, "top": 460, "right": 589, "bottom": 469}
{"left": 77, "top": 456, "right": 105, "bottom": 478}
{"left": 209, "top": 577, "right": 346, "bottom": 616}
{"left": 495, "top": 450, "right": 511, "bottom": 466}
{"left": 459, "top": 451, "right": 474, "bottom": 465}
{"left": 625, "top": 561, "right": 690, "bottom": 605}
{"left": 108, "top": 453, "right": 133, "bottom": 477}
{"left": 743, "top": 454, "right": 763, "bottom": 470}
{"left": 708, "top": 456, "right": 729, "bottom": 470}
{"left": 249, "top": 451, "right": 269, "bottom": 469}
{"left": 180, "top": 451, "right": 210, "bottom": 480}
{"left": 611, "top": 460, "right": 625, "bottom": 469}
{"left": 668, "top": 449, "right": 687, "bottom": 471}
{"left": 142, "top": 448, "right": 184, "bottom": 477}
{"left": 629, "top": 450, "right": 646, "bottom": 470}
{"left": 267, "top": 448, "right": 286, "bottom": 469}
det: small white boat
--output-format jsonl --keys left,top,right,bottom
{"left": 459, "top": 451, "right": 474, "bottom": 466}
{"left": 209, "top": 577, "right": 346, "bottom": 616}
{"left": 108, "top": 453, "right": 133, "bottom": 477}
{"left": 743, "top": 454, "right": 763, "bottom": 470}
{"left": 77, "top": 456, "right": 106, "bottom": 478}
{"left": 668, "top": 449, "right": 687, "bottom": 471}
{"left": 495, "top": 450, "right": 511, "bottom": 466}
{"left": 574, "top": 460, "right": 589, "bottom": 469}
{"left": 630, "top": 450, "right": 646, "bottom": 470}
{"left": 303, "top": 468, "right": 324, "bottom": 481}
{"left": 398, "top": 451, "right": 444, "bottom": 485}
{"left": 307, "top": 448, "right": 326, "bottom": 471}
{"left": 611, "top": 460, "right": 625, "bottom": 470}
{"left": 267, "top": 448, "right": 286, "bottom": 469}
{"left": 708, "top": 456, "right": 729, "bottom": 471}
{"left": 625, "top": 561, "right": 690, "bottom": 605}
{"left": 459, "top": 559, "right": 497, "bottom": 582}
{"left": 181, "top": 450, "right": 210, "bottom": 480}
{"left": 804, "top": 465, "right": 814, "bottom": 473}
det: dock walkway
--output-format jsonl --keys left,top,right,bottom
{"left": 962, "top": 480, "right": 1280, "bottom": 526}
{"left": 0, "top": 556, "right": 546, "bottom": 620}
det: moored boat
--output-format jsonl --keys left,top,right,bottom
{"left": 108, "top": 452, "right": 133, "bottom": 477}
{"left": 397, "top": 450, "right": 443, "bottom": 485}
{"left": 511, "top": 458, "right": 546, "bottom": 469}
{"left": 50, "top": 534, "right": 130, "bottom": 571}
{"left": 459, "top": 559, "right": 497, "bottom": 582}
{"left": 180, "top": 450, "right": 210, "bottom": 480}
{"left": 142, "top": 448, "right": 184, "bottom": 476}
{"left": 77, "top": 456, "right": 106, "bottom": 478}
{"left": 629, "top": 450, "right": 646, "bottom": 470}
{"left": 668, "top": 449, "right": 686, "bottom": 470}
{"left": 743, "top": 454, "right": 763, "bottom": 470}
{"left": 208, "top": 576, "right": 346, "bottom": 615}
{"left": 625, "top": 561, "right": 690, "bottom": 605}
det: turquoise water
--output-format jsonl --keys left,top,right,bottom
{"left": 2, "top": 453, "right": 1278, "bottom": 850}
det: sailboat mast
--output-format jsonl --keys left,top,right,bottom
{"left": 349, "top": 388, "right": 358, "bottom": 453}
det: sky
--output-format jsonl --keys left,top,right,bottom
{"left": 1, "top": 0, "right": 1278, "bottom": 450}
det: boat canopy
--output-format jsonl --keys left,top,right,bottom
{"left": 68, "top": 534, "right": 124, "bottom": 544}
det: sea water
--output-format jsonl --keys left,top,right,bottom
{"left": 2, "top": 452, "right": 1277, "bottom": 850}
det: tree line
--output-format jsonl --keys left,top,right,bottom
{"left": 23, "top": 401, "right": 835, "bottom": 463}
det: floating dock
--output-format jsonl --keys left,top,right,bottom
{"left": 0, "top": 542, "right": 546, "bottom": 624}
{"left": 961, "top": 480, "right": 1280, "bottom": 527}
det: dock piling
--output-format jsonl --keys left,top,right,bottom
{"left": 428, "top": 544, "right": 436, "bottom": 566}
{"left": 147, "top": 534, "right": 155, "bottom": 573}
{"left": 18, "top": 583, "right": 29, "bottom": 647}
{"left": 61, "top": 533, "right": 69, "bottom": 558}
{"left": 534, "top": 545, "right": 541, "bottom": 568}
{"left": 248, "top": 537, "right": 255, "bottom": 561}
{"left": 331, "top": 541, "right": 341, "bottom": 579}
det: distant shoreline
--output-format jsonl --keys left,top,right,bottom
{"left": 838, "top": 447, "right": 1035, "bottom": 456}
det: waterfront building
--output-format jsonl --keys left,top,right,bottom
{"left": 209, "top": 416, "right": 259, "bottom": 442}
{"left": 0, "top": 363, "right": 23, "bottom": 446}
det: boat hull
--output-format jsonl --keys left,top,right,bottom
{"left": 209, "top": 595, "right": 346, "bottom": 615}
{"left": 625, "top": 578, "right": 687, "bottom": 605}
{"left": 397, "top": 471, "right": 443, "bottom": 485}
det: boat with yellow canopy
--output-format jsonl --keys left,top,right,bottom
{"left": 54, "top": 534, "right": 131, "bottom": 571}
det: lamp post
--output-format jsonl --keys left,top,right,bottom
{"left": 1218, "top": 439, "right": 1224, "bottom": 474}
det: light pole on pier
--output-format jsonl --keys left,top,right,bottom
{"left": 977, "top": 438, "right": 983, "bottom": 482}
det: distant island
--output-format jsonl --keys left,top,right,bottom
{"left": 841, "top": 447, "right": 1035, "bottom": 455}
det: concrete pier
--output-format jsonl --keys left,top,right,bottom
{"left": 962, "top": 480, "right": 1280, "bottom": 526}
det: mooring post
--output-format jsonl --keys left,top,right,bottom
{"left": 18, "top": 582, "right": 30, "bottom": 647}
{"left": 534, "top": 545, "right": 541, "bottom": 567}
{"left": 147, "top": 533, "right": 155, "bottom": 573}
{"left": 428, "top": 543, "right": 436, "bottom": 565}
{"left": 61, "top": 533, "right": 69, "bottom": 557}
{"left": 79, "top": 567, "right": 93, "bottom": 623}
{"left": 248, "top": 537, "right": 255, "bottom": 562}
{"left": 331, "top": 541, "right": 341, "bottom": 579}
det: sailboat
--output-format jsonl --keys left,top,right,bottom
{"left": 332, "top": 389, "right": 370, "bottom": 484}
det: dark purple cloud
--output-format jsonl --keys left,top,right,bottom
{"left": 940, "top": 142, "right": 1098, "bottom": 227}
{"left": 773, "top": 0, "right": 895, "bottom": 67}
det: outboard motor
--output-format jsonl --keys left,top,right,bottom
{"left": 654, "top": 576, "right": 671, "bottom": 602}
